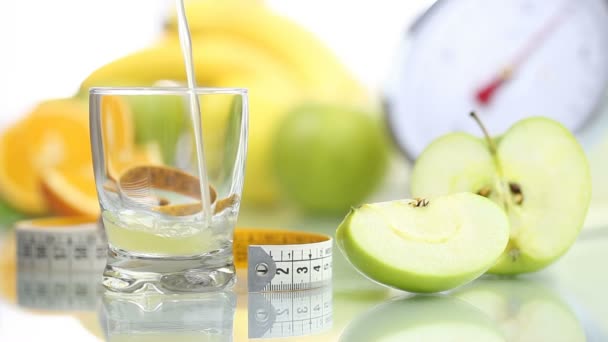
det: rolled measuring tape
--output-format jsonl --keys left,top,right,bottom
{"left": 15, "top": 221, "right": 332, "bottom": 292}
{"left": 12, "top": 217, "right": 333, "bottom": 337}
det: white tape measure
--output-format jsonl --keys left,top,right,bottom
{"left": 14, "top": 220, "right": 333, "bottom": 292}
{"left": 15, "top": 218, "right": 106, "bottom": 272}
{"left": 11, "top": 220, "right": 334, "bottom": 339}
{"left": 233, "top": 229, "right": 333, "bottom": 293}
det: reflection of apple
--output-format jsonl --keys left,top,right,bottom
{"left": 340, "top": 295, "right": 504, "bottom": 341}
{"left": 454, "top": 278, "right": 585, "bottom": 341}
{"left": 411, "top": 115, "right": 591, "bottom": 274}
{"left": 337, "top": 193, "right": 509, "bottom": 293}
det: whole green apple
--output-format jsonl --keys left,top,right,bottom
{"left": 274, "top": 103, "right": 389, "bottom": 214}
{"left": 127, "top": 95, "right": 186, "bottom": 163}
{"left": 411, "top": 114, "right": 591, "bottom": 274}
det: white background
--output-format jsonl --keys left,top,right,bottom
{"left": 0, "top": 0, "right": 433, "bottom": 127}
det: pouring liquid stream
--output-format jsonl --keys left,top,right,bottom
{"left": 175, "top": 0, "right": 213, "bottom": 226}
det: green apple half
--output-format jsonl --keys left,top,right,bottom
{"left": 454, "top": 279, "right": 585, "bottom": 341}
{"left": 339, "top": 295, "right": 504, "bottom": 342}
{"left": 411, "top": 116, "right": 591, "bottom": 274}
{"left": 336, "top": 193, "right": 509, "bottom": 293}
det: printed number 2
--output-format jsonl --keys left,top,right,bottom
{"left": 276, "top": 267, "right": 289, "bottom": 275}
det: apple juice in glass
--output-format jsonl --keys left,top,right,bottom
{"left": 90, "top": 87, "right": 247, "bottom": 293}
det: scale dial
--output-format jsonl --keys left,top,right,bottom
{"left": 385, "top": 0, "right": 608, "bottom": 159}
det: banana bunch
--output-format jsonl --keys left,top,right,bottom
{"left": 81, "top": 0, "right": 367, "bottom": 206}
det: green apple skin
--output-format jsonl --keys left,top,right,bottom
{"left": 336, "top": 193, "right": 509, "bottom": 293}
{"left": 127, "top": 96, "right": 186, "bottom": 164}
{"left": 339, "top": 295, "right": 504, "bottom": 342}
{"left": 454, "top": 279, "right": 586, "bottom": 341}
{"left": 411, "top": 117, "right": 591, "bottom": 275}
{"left": 274, "top": 103, "right": 389, "bottom": 215}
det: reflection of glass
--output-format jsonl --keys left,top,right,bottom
{"left": 101, "top": 290, "right": 236, "bottom": 341}
{"left": 340, "top": 295, "right": 503, "bottom": 341}
{"left": 90, "top": 87, "right": 248, "bottom": 293}
{"left": 248, "top": 286, "right": 333, "bottom": 339}
{"left": 454, "top": 278, "right": 586, "bottom": 341}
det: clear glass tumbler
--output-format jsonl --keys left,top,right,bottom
{"left": 89, "top": 87, "right": 248, "bottom": 293}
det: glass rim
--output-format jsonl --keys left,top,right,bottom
{"left": 89, "top": 86, "right": 248, "bottom": 96}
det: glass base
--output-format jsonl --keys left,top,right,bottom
{"left": 102, "top": 246, "right": 236, "bottom": 294}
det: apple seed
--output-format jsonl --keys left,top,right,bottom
{"left": 509, "top": 182, "right": 524, "bottom": 205}
{"left": 409, "top": 198, "right": 430, "bottom": 208}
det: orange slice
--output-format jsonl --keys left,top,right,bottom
{"left": 41, "top": 163, "right": 100, "bottom": 218}
{"left": 0, "top": 232, "right": 16, "bottom": 304}
{"left": 42, "top": 143, "right": 162, "bottom": 218}
{"left": 100, "top": 95, "right": 135, "bottom": 168}
{"left": 0, "top": 99, "right": 90, "bottom": 214}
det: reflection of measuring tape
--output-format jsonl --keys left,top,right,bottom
{"left": 15, "top": 220, "right": 333, "bottom": 293}
{"left": 248, "top": 285, "right": 333, "bottom": 339}
{"left": 14, "top": 219, "right": 106, "bottom": 310}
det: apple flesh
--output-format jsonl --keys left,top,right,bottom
{"left": 336, "top": 193, "right": 509, "bottom": 293}
{"left": 411, "top": 117, "right": 591, "bottom": 274}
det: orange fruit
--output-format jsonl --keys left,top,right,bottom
{"left": 100, "top": 95, "right": 135, "bottom": 168}
{"left": 40, "top": 96, "right": 153, "bottom": 217}
{"left": 0, "top": 99, "right": 91, "bottom": 214}
{"left": 0, "top": 232, "right": 16, "bottom": 304}
{"left": 41, "top": 143, "right": 163, "bottom": 218}
{"left": 41, "top": 163, "right": 99, "bottom": 218}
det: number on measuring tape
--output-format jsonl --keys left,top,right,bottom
{"left": 247, "top": 238, "right": 332, "bottom": 292}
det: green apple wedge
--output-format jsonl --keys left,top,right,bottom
{"left": 411, "top": 114, "right": 591, "bottom": 274}
{"left": 454, "top": 279, "right": 586, "bottom": 341}
{"left": 336, "top": 193, "right": 509, "bottom": 293}
{"left": 339, "top": 295, "right": 505, "bottom": 342}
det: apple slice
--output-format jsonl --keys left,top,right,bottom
{"left": 336, "top": 193, "right": 509, "bottom": 293}
{"left": 411, "top": 115, "right": 591, "bottom": 274}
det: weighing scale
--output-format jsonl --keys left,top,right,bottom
{"left": 385, "top": 0, "right": 608, "bottom": 159}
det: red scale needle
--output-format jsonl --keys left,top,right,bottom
{"left": 475, "top": 1, "right": 574, "bottom": 106}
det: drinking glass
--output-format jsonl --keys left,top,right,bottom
{"left": 90, "top": 87, "right": 248, "bottom": 293}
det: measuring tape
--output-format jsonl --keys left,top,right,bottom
{"left": 15, "top": 222, "right": 332, "bottom": 292}
{"left": 12, "top": 218, "right": 333, "bottom": 338}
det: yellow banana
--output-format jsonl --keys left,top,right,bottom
{"left": 164, "top": 0, "right": 367, "bottom": 103}
{"left": 80, "top": 34, "right": 303, "bottom": 206}
{"left": 80, "top": 34, "right": 302, "bottom": 91}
